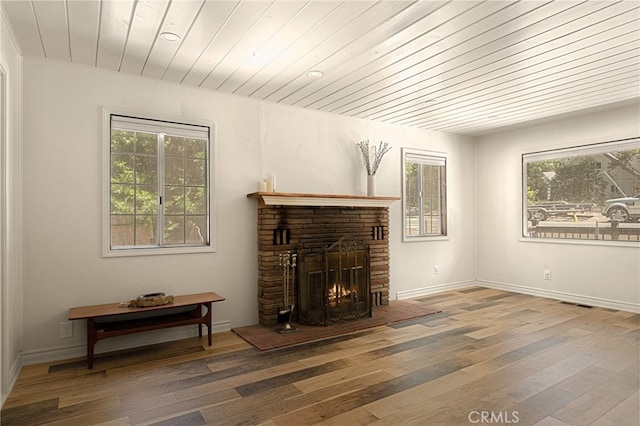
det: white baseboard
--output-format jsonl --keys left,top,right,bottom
{"left": 477, "top": 279, "right": 640, "bottom": 313}
{"left": 1, "top": 352, "right": 22, "bottom": 408}
{"left": 20, "top": 320, "right": 232, "bottom": 367}
{"left": 395, "top": 280, "right": 478, "bottom": 300}
{"left": 396, "top": 279, "right": 639, "bottom": 314}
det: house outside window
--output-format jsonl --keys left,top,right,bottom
{"left": 523, "top": 137, "right": 639, "bottom": 242}
{"left": 103, "top": 111, "right": 214, "bottom": 256}
{"left": 402, "top": 148, "right": 447, "bottom": 241}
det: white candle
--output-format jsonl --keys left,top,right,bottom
{"left": 259, "top": 180, "right": 267, "bottom": 192}
{"left": 266, "top": 177, "right": 273, "bottom": 192}
{"left": 271, "top": 173, "right": 276, "bottom": 192}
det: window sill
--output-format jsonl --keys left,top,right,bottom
{"left": 403, "top": 235, "right": 449, "bottom": 243}
{"left": 519, "top": 237, "right": 639, "bottom": 248}
{"left": 103, "top": 245, "right": 216, "bottom": 258}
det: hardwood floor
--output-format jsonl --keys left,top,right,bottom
{"left": 2, "top": 287, "right": 638, "bottom": 426}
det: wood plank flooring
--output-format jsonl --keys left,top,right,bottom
{"left": 2, "top": 287, "right": 638, "bottom": 426}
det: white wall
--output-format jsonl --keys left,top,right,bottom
{"left": 390, "top": 128, "right": 477, "bottom": 299}
{"left": 19, "top": 56, "right": 477, "bottom": 364}
{"left": 0, "top": 8, "right": 23, "bottom": 406}
{"left": 476, "top": 103, "right": 640, "bottom": 311}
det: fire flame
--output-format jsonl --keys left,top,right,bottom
{"left": 328, "top": 283, "right": 357, "bottom": 307}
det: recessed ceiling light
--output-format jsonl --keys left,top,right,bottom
{"left": 160, "top": 32, "right": 181, "bottom": 42}
{"left": 307, "top": 70, "right": 324, "bottom": 78}
{"left": 424, "top": 99, "right": 438, "bottom": 106}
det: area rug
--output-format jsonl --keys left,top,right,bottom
{"left": 232, "top": 300, "right": 441, "bottom": 351}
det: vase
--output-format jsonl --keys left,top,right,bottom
{"left": 367, "top": 174, "right": 376, "bottom": 196}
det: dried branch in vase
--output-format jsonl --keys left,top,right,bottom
{"left": 356, "top": 139, "right": 392, "bottom": 176}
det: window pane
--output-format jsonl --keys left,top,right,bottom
{"left": 111, "top": 130, "right": 135, "bottom": 153}
{"left": 430, "top": 165, "right": 440, "bottom": 193}
{"left": 111, "top": 184, "right": 135, "bottom": 214}
{"left": 185, "top": 158, "right": 206, "bottom": 186}
{"left": 111, "top": 154, "right": 134, "bottom": 183}
{"left": 135, "top": 155, "right": 157, "bottom": 184}
{"left": 136, "top": 132, "right": 157, "bottom": 155}
{"left": 135, "top": 185, "right": 158, "bottom": 215}
{"left": 184, "top": 138, "right": 207, "bottom": 158}
{"left": 164, "top": 135, "right": 184, "bottom": 156}
{"left": 524, "top": 140, "right": 640, "bottom": 241}
{"left": 162, "top": 134, "right": 208, "bottom": 246}
{"left": 164, "top": 216, "right": 185, "bottom": 245}
{"left": 135, "top": 215, "right": 157, "bottom": 246}
{"left": 111, "top": 215, "right": 134, "bottom": 247}
{"left": 405, "top": 162, "right": 420, "bottom": 236}
{"left": 422, "top": 164, "right": 442, "bottom": 235}
{"left": 165, "top": 186, "right": 185, "bottom": 214}
{"left": 186, "top": 216, "right": 206, "bottom": 244}
{"left": 165, "top": 157, "right": 184, "bottom": 185}
{"left": 186, "top": 187, "right": 206, "bottom": 214}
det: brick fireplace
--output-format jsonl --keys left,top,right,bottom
{"left": 247, "top": 192, "right": 399, "bottom": 326}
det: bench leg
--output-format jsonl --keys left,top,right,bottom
{"left": 87, "top": 318, "right": 97, "bottom": 369}
{"left": 204, "top": 302, "right": 212, "bottom": 346}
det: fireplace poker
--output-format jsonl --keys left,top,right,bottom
{"left": 279, "top": 252, "right": 290, "bottom": 315}
{"left": 288, "top": 253, "right": 297, "bottom": 313}
{"left": 277, "top": 251, "right": 298, "bottom": 334}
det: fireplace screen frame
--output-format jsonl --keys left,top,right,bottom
{"left": 298, "top": 236, "right": 371, "bottom": 326}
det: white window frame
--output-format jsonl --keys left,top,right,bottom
{"left": 102, "top": 108, "right": 216, "bottom": 257}
{"left": 402, "top": 147, "right": 448, "bottom": 242}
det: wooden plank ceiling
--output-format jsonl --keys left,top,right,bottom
{"left": 2, "top": 0, "right": 639, "bottom": 135}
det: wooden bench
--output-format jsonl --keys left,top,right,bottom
{"left": 68, "top": 292, "right": 225, "bottom": 369}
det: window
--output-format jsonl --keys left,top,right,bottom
{"left": 523, "top": 137, "right": 640, "bottom": 242}
{"left": 402, "top": 148, "right": 447, "bottom": 241}
{"left": 104, "top": 112, "right": 213, "bottom": 255}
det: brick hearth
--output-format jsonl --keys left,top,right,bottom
{"left": 248, "top": 192, "right": 399, "bottom": 326}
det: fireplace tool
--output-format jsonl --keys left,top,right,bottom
{"left": 277, "top": 251, "right": 298, "bottom": 334}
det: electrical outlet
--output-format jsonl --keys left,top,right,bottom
{"left": 544, "top": 269, "right": 551, "bottom": 280}
{"left": 59, "top": 321, "right": 73, "bottom": 338}
{"left": 434, "top": 265, "right": 439, "bottom": 275}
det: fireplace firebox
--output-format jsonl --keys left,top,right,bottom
{"left": 298, "top": 236, "right": 371, "bottom": 325}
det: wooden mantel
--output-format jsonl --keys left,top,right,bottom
{"left": 247, "top": 192, "right": 400, "bottom": 208}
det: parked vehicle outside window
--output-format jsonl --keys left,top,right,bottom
{"left": 603, "top": 195, "right": 640, "bottom": 222}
